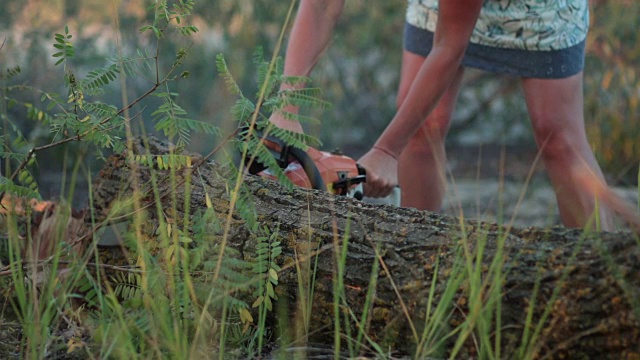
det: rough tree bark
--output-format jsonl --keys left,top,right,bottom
{"left": 88, "top": 137, "right": 640, "bottom": 358}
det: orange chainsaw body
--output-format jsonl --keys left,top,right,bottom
{"left": 258, "top": 147, "right": 363, "bottom": 196}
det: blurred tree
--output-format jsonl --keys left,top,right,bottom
{"left": 584, "top": 0, "right": 640, "bottom": 185}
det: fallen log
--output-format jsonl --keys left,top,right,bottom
{"left": 88, "top": 137, "right": 640, "bottom": 358}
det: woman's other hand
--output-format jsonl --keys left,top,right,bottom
{"left": 358, "top": 146, "right": 399, "bottom": 198}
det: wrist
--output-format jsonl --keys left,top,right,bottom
{"left": 372, "top": 144, "right": 399, "bottom": 160}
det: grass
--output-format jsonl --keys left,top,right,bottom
{"left": 2, "top": 133, "right": 639, "bottom": 359}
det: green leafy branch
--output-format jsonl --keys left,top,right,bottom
{"left": 152, "top": 89, "right": 219, "bottom": 147}
{"left": 251, "top": 228, "right": 282, "bottom": 313}
{"left": 0, "top": 65, "right": 21, "bottom": 81}
{"left": 248, "top": 226, "right": 283, "bottom": 349}
{"left": 0, "top": 1, "right": 202, "bottom": 201}
{"left": 52, "top": 26, "right": 75, "bottom": 66}
{"left": 215, "top": 49, "right": 327, "bottom": 191}
{"left": 140, "top": 0, "right": 199, "bottom": 38}
{"left": 0, "top": 173, "right": 40, "bottom": 201}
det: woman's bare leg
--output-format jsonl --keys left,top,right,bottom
{"left": 522, "top": 72, "right": 613, "bottom": 230}
{"left": 397, "top": 50, "right": 465, "bottom": 210}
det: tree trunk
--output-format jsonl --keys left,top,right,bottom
{"left": 89, "top": 137, "right": 640, "bottom": 358}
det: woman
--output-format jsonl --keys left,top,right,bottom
{"left": 271, "top": 0, "right": 613, "bottom": 230}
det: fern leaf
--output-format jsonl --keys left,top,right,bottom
{"left": 253, "top": 47, "right": 282, "bottom": 99}
{"left": 0, "top": 65, "right": 21, "bottom": 81}
{"left": 240, "top": 136, "right": 294, "bottom": 191}
{"left": 267, "top": 125, "right": 320, "bottom": 149}
{"left": 216, "top": 53, "right": 242, "bottom": 96}
{"left": 231, "top": 97, "right": 256, "bottom": 122}
{"left": 117, "top": 52, "right": 154, "bottom": 79}
{"left": 276, "top": 111, "right": 322, "bottom": 129}
{"left": 152, "top": 91, "right": 209, "bottom": 146}
{"left": 232, "top": 183, "right": 260, "bottom": 230}
{"left": 281, "top": 75, "right": 311, "bottom": 87}
{"left": 25, "top": 104, "right": 54, "bottom": 125}
{"left": 84, "top": 101, "right": 118, "bottom": 119}
{"left": 179, "top": 118, "right": 220, "bottom": 136}
{"left": 0, "top": 176, "right": 41, "bottom": 200}
{"left": 80, "top": 64, "right": 121, "bottom": 93}
{"left": 110, "top": 271, "right": 142, "bottom": 301}
{"left": 280, "top": 87, "right": 331, "bottom": 110}
{"left": 0, "top": 137, "right": 27, "bottom": 162}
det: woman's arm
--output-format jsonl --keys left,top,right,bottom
{"left": 270, "top": 0, "right": 345, "bottom": 132}
{"left": 374, "top": 0, "right": 483, "bottom": 156}
{"left": 360, "top": 0, "right": 483, "bottom": 196}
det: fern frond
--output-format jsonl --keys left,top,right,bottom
{"left": 252, "top": 47, "right": 266, "bottom": 69}
{"left": 0, "top": 175, "right": 41, "bottom": 200}
{"left": 218, "top": 256, "right": 253, "bottom": 272}
{"left": 48, "top": 113, "right": 75, "bottom": 136}
{"left": 277, "top": 111, "right": 323, "bottom": 131}
{"left": 0, "top": 137, "right": 28, "bottom": 162}
{"left": 110, "top": 271, "right": 143, "bottom": 301}
{"left": 4, "top": 120, "right": 31, "bottom": 155}
{"left": 152, "top": 91, "right": 216, "bottom": 146}
{"left": 251, "top": 226, "right": 282, "bottom": 313}
{"left": 231, "top": 97, "right": 256, "bottom": 122}
{"left": 232, "top": 182, "right": 260, "bottom": 231}
{"left": 85, "top": 123, "right": 125, "bottom": 150}
{"left": 0, "top": 65, "right": 21, "bottom": 81}
{"left": 280, "top": 87, "right": 331, "bottom": 110}
{"left": 197, "top": 242, "right": 255, "bottom": 304}
{"left": 84, "top": 101, "right": 118, "bottom": 119}
{"left": 25, "top": 104, "right": 54, "bottom": 125}
{"left": 239, "top": 135, "right": 294, "bottom": 191}
{"left": 80, "top": 64, "right": 120, "bottom": 92}
{"left": 253, "top": 47, "right": 282, "bottom": 99}
{"left": 118, "top": 51, "right": 154, "bottom": 79}
{"left": 253, "top": 47, "right": 269, "bottom": 93}
{"left": 191, "top": 207, "right": 222, "bottom": 239}
{"left": 215, "top": 272, "right": 252, "bottom": 290}
{"left": 154, "top": 115, "right": 191, "bottom": 146}
{"left": 266, "top": 125, "right": 320, "bottom": 149}
{"left": 178, "top": 118, "right": 220, "bottom": 136}
{"left": 52, "top": 26, "right": 75, "bottom": 66}
{"left": 76, "top": 271, "right": 102, "bottom": 309}
{"left": 216, "top": 53, "right": 242, "bottom": 96}
{"left": 281, "top": 75, "right": 311, "bottom": 87}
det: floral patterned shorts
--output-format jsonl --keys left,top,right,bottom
{"left": 404, "top": 0, "right": 589, "bottom": 78}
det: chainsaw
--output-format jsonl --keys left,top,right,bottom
{"left": 242, "top": 129, "right": 400, "bottom": 206}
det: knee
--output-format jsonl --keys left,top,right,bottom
{"left": 403, "top": 133, "right": 432, "bottom": 158}
{"left": 531, "top": 119, "right": 578, "bottom": 163}
{"left": 403, "top": 119, "right": 448, "bottom": 157}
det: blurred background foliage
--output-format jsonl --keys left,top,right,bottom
{"left": 584, "top": 0, "right": 640, "bottom": 184}
{"left": 0, "top": 0, "right": 638, "bottom": 196}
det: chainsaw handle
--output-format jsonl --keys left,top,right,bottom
{"left": 333, "top": 175, "right": 366, "bottom": 190}
{"left": 288, "top": 147, "right": 327, "bottom": 191}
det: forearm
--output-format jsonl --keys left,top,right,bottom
{"left": 281, "top": 0, "right": 345, "bottom": 89}
{"left": 373, "top": 0, "right": 482, "bottom": 157}
{"left": 374, "top": 48, "right": 465, "bottom": 156}
{"left": 270, "top": 0, "right": 344, "bottom": 132}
